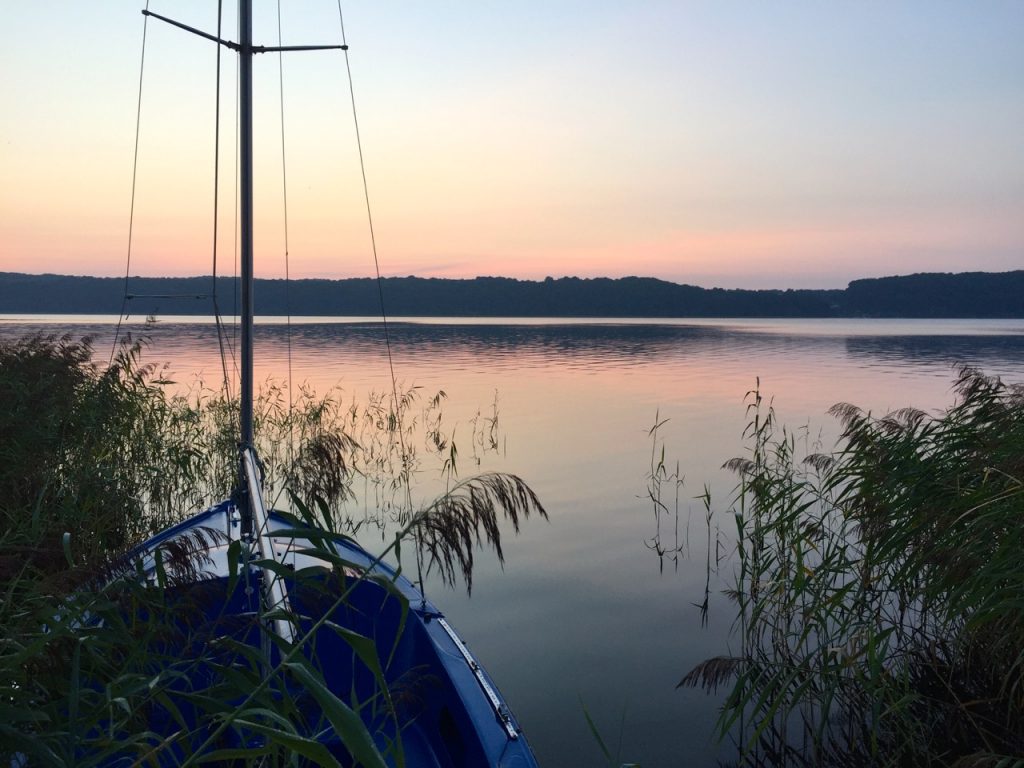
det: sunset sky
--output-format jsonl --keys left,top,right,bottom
{"left": 1, "top": 1, "right": 1021, "bottom": 289}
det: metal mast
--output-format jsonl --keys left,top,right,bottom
{"left": 238, "top": 0, "right": 254, "bottom": 451}
{"left": 141, "top": 1, "right": 345, "bottom": 493}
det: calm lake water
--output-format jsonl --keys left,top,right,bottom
{"left": 4, "top": 315, "right": 1024, "bottom": 766}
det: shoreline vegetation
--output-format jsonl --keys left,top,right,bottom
{"left": 1, "top": 269, "right": 1023, "bottom": 319}
{"left": 682, "top": 369, "right": 1024, "bottom": 766}
{"left": 0, "top": 334, "right": 545, "bottom": 764}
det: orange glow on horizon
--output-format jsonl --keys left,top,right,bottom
{"left": 4, "top": 203, "right": 1021, "bottom": 290}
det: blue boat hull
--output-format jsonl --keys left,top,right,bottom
{"left": 128, "top": 500, "right": 539, "bottom": 767}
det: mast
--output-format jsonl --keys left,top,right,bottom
{"left": 238, "top": 0, "right": 255, "bottom": 453}
{"left": 141, "top": 1, "right": 344, "bottom": 492}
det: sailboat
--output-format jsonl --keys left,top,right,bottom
{"left": 107, "top": 2, "right": 543, "bottom": 765}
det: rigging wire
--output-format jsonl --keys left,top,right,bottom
{"left": 232, "top": 52, "right": 241, "bottom": 389}
{"left": 261, "top": 0, "right": 297, "bottom": 515}
{"left": 211, "top": 0, "right": 234, "bottom": 398}
{"left": 277, "top": 0, "right": 296, "bottom": 485}
{"left": 334, "top": 1, "right": 425, "bottom": 598}
{"left": 114, "top": 1, "right": 237, "bottom": 387}
{"left": 111, "top": 0, "right": 152, "bottom": 365}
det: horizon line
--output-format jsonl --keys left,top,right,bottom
{"left": 3, "top": 268, "right": 1022, "bottom": 295}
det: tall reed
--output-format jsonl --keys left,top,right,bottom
{"left": 682, "top": 368, "right": 1024, "bottom": 767}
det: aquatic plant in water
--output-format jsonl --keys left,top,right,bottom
{"left": 682, "top": 368, "right": 1024, "bottom": 766}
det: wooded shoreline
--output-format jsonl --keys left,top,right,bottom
{"left": 1, "top": 270, "right": 1022, "bottom": 318}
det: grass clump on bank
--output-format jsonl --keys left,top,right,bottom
{"left": 0, "top": 333, "right": 356, "bottom": 576}
{"left": 683, "top": 367, "right": 1024, "bottom": 767}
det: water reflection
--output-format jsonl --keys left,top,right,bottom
{"left": 845, "top": 333, "right": 1024, "bottom": 368}
{"left": 3, "top": 317, "right": 1022, "bottom": 376}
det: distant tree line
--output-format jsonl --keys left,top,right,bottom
{"left": 0, "top": 270, "right": 1021, "bottom": 318}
